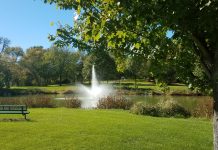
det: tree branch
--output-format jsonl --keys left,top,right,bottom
{"left": 190, "top": 33, "right": 213, "bottom": 67}
{"left": 192, "top": 43, "right": 212, "bottom": 78}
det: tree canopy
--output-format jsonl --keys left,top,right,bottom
{"left": 44, "top": 0, "right": 217, "bottom": 91}
{"left": 44, "top": 0, "right": 218, "bottom": 148}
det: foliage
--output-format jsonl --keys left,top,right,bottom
{"left": 156, "top": 82, "right": 170, "bottom": 94}
{"left": 4, "top": 47, "right": 24, "bottom": 61}
{"left": 42, "top": 1, "right": 218, "bottom": 144}
{"left": 44, "top": 0, "right": 218, "bottom": 93}
{"left": 0, "top": 37, "right": 25, "bottom": 88}
{"left": 97, "top": 95, "right": 133, "bottom": 110}
{"left": 0, "top": 95, "right": 55, "bottom": 108}
{"left": 130, "top": 100, "right": 191, "bottom": 118}
{"left": 20, "top": 46, "right": 47, "bottom": 86}
{"left": 64, "top": 97, "right": 81, "bottom": 108}
{"left": 0, "top": 37, "right": 10, "bottom": 53}
{"left": 22, "top": 95, "right": 55, "bottom": 108}
{"left": 82, "top": 50, "right": 118, "bottom": 82}
{"left": 19, "top": 46, "right": 81, "bottom": 86}
{"left": 192, "top": 99, "right": 213, "bottom": 118}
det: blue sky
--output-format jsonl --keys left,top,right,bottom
{"left": 0, "top": 0, "right": 73, "bottom": 50}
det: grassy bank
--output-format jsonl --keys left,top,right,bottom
{"left": 7, "top": 80, "right": 198, "bottom": 96}
{"left": 0, "top": 108, "right": 212, "bottom": 150}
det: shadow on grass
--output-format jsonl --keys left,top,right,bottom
{"left": 0, "top": 118, "right": 36, "bottom": 122}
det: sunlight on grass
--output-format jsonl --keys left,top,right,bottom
{"left": 11, "top": 85, "right": 77, "bottom": 92}
{"left": 0, "top": 108, "right": 212, "bottom": 150}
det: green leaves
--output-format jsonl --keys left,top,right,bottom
{"left": 94, "top": 32, "right": 101, "bottom": 41}
{"left": 134, "top": 43, "right": 140, "bottom": 49}
{"left": 44, "top": 0, "right": 217, "bottom": 92}
{"left": 107, "top": 41, "right": 116, "bottom": 48}
{"left": 116, "top": 30, "right": 126, "bottom": 38}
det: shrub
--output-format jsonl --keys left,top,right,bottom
{"left": 130, "top": 102, "right": 161, "bottom": 116}
{"left": 22, "top": 95, "right": 55, "bottom": 108}
{"left": 0, "top": 97, "right": 22, "bottom": 105}
{"left": 162, "top": 104, "right": 191, "bottom": 118}
{"left": 130, "top": 100, "right": 191, "bottom": 118}
{"left": 158, "top": 100, "right": 191, "bottom": 118}
{"left": 97, "top": 96, "right": 133, "bottom": 110}
{"left": 0, "top": 95, "right": 55, "bottom": 108}
{"left": 192, "top": 99, "right": 213, "bottom": 118}
{"left": 64, "top": 97, "right": 81, "bottom": 108}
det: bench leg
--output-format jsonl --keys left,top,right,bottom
{"left": 23, "top": 114, "right": 27, "bottom": 120}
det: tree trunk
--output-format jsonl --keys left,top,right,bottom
{"left": 213, "top": 50, "right": 218, "bottom": 150}
{"left": 214, "top": 102, "right": 218, "bottom": 150}
{"left": 134, "top": 75, "right": 137, "bottom": 89}
{"left": 59, "top": 74, "right": 62, "bottom": 86}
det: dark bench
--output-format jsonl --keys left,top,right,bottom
{"left": 0, "top": 105, "right": 30, "bottom": 119}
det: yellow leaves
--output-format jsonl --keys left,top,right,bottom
{"left": 94, "top": 32, "right": 101, "bottom": 41}
{"left": 86, "top": 17, "right": 91, "bottom": 25}
{"left": 116, "top": 30, "right": 126, "bottom": 38}
{"left": 107, "top": 41, "right": 116, "bottom": 48}
{"left": 108, "top": 33, "right": 115, "bottom": 40}
{"left": 134, "top": 43, "right": 141, "bottom": 49}
{"left": 77, "top": 5, "right": 81, "bottom": 14}
{"left": 115, "top": 57, "right": 128, "bottom": 73}
{"left": 50, "top": 21, "right": 54, "bottom": 26}
{"left": 102, "top": 0, "right": 114, "bottom": 4}
{"left": 84, "top": 34, "right": 90, "bottom": 42}
{"left": 101, "top": 19, "right": 106, "bottom": 28}
{"left": 76, "top": 0, "right": 81, "bottom": 15}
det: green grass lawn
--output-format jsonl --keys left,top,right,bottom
{"left": 11, "top": 85, "right": 77, "bottom": 93}
{"left": 0, "top": 108, "right": 213, "bottom": 150}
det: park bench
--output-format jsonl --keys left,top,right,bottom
{"left": 0, "top": 105, "right": 29, "bottom": 119}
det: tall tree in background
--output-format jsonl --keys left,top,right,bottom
{"left": 44, "top": 0, "right": 218, "bottom": 148}
{"left": 0, "top": 38, "right": 24, "bottom": 88}
{"left": 47, "top": 46, "right": 80, "bottom": 86}
{"left": 20, "top": 46, "right": 46, "bottom": 86}
{"left": 4, "top": 47, "right": 25, "bottom": 86}
{"left": 4, "top": 47, "right": 24, "bottom": 62}
{"left": 0, "top": 37, "right": 10, "bottom": 53}
{"left": 82, "top": 49, "right": 118, "bottom": 83}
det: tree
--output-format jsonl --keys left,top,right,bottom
{"left": 115, "top": 55, "right": 149, "bottom": 88}
{"left": 82, "top": 50, "right": 118, "bottom": 83}
{"left": 0, "top": 56, "right": 13, "bottom": 88}
{"left": 4, "top": 47, "right": 26, "bottom": 86}
{"left": 47, "top": 46, "right": 80, "bottom": 86}
{"left": 0, "top": 37, "right": 10, "bottom": 53}
{"left": 4, "top": 47, "right": 24, "bottom": 62}
{"left": 20, "top": 46, "right": 47, "bottom": 86}
{"left": 0, "top": 38, "right": 23, "bottom": 88}
{"left": 44, "top": 0, "right": 218, "bottom": 148}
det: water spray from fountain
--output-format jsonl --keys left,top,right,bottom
{"left": 78, "top": 65, "right": 114, "bottom": 108}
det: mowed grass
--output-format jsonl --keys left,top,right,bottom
{"left": 0, "top": 108, "right": 213, "bottom": 150}
{"left": 11, "top": 85, "right": 77, "bottom": 93}
{"left": 11, "top": 81, "right": 191, "bottom": 94}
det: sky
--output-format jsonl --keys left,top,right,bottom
{"left": 0, "top": 0, "right": 74, "bottom": 50}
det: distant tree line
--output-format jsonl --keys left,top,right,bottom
{"left": 0, "top": 36, "right": 205, "bottom": 89}
{"left": 0, "top": 37, "right": 120, "bottom": 88}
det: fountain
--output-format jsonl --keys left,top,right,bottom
{"left": 78, "top": 65, "right": 114, "bottom": 108}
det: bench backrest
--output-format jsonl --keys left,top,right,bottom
{"left": 0, "top": 105, "right": 28, "bottom": 111}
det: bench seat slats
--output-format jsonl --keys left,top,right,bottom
{"left": 0, "top": 105, "right": 27, "bottom": 111}
{"left": 0, "top": 111, "right": 29, "bottom": 114}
